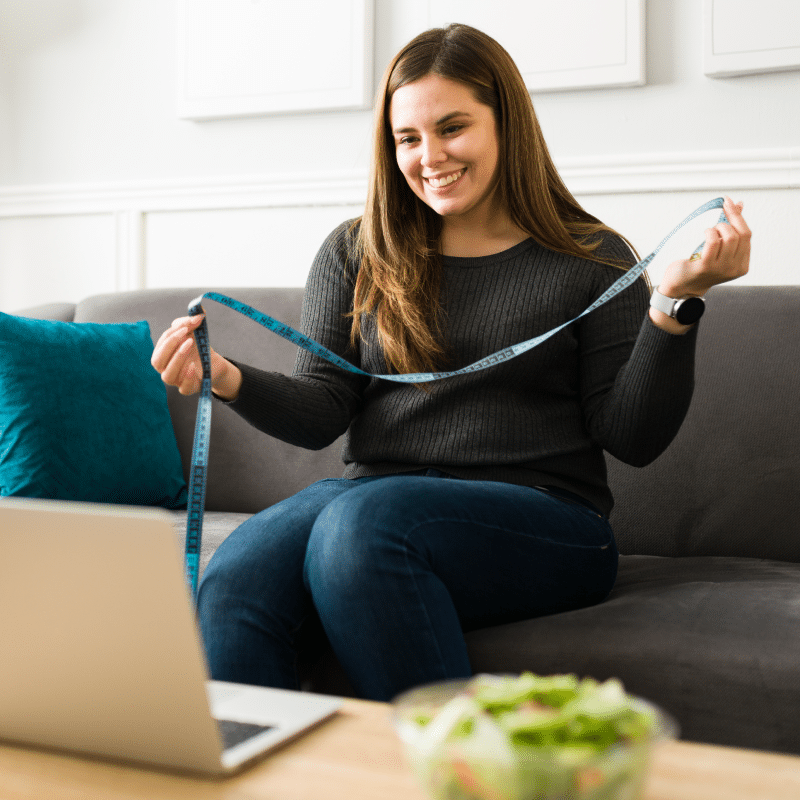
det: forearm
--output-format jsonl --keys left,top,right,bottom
{"left": 220, "top": 360, "right": 361, "bottom": 450}
{"left": 587, "top": 316, "right": 697, "bottom": 466}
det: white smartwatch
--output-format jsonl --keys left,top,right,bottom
{"left": 650, "top": 287, "right": 705, "bottom": 326}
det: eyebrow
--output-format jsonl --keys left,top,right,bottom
{"left": 392, "top": 111, "right": 472, "bottom": 135}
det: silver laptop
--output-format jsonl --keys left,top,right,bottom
{"left": 0, "top": 498, "right": 342, "bottom": 775}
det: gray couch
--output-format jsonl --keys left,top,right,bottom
{"left": 21, "top": 285, "right": 800, "bottom": 757}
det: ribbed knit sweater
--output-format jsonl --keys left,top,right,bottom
{"left": 225, "top": 220, "right": 697, "bottom": 516}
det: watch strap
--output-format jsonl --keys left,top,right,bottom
{"left": 650, "top": 287, "right": 679, "bottom": 317}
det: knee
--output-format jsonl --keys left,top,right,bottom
{"left": 196, "top": 539, "right": 247, "bottom": 622}
{"left": 198, "top": 527, "right": 251, "bottom": 596}
{"left": 197, "top": 513, "right": 283, "bottom": 610}
{"left": 302, "top": 482, "right": 409, "bottom": 595}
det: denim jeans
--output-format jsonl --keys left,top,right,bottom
{"left": 197, "top": 470, "right": 618, "bottom": 702}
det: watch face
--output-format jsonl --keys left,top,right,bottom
{"left": 675, "top": 296, "right": 705, "bottom": 325}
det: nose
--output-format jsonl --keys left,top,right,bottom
{"left": 419, "top": 136, "right": 446, "bottom": 169}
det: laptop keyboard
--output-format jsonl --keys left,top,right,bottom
{"left": 216, "top": 718, "right": 275, "bottom": 750}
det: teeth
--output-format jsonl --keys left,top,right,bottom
{"left": 428, "top": 169, "right": 464, "bottom": 188}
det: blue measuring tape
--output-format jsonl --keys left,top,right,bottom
{"left": 183, "top": 197, "right": 728, "bottom": 597}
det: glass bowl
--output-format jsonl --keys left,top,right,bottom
{"left": 392, "top": 674, "right": 678, "bottom": 800}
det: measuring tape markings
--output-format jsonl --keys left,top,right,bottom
{"left": 183, "top": 197, "right": 728, "bottom": 597}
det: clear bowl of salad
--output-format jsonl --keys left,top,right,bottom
{"left": 392, "top": 672, "right": 677, "bottom": 800}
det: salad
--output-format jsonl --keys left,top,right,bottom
{"left": 393, "top": 672, "right": 672, "bottom": 800}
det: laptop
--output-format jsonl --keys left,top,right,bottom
{"left": 0, "top": 497, "right": 342, "bottom": 775}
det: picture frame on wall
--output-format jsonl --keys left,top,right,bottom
{"left": 176, "top": 0, "right": 374, "bottom": 120}
{"left": 703, "top": 0, "right": 800, "bottom": 77}
{"left": 426, "top": 0, "right": 645, "bottom": 93}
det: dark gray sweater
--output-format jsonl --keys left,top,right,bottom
{"left": 226, "top": 220, "right": 697, "bottom": 516}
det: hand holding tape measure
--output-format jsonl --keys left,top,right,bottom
{"left": 651, "top": 196, "right": 749, "bottom": 319}
{"left": 150, "top": 195, "right": 751, "bottom": 597}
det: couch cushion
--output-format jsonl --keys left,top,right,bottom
{"left": 463, "top": 554, "right": 800, "bottom": 755}
{"left": 74, "top": 288, "right": 345, "bottom": 514}
{"left": 606, "top": 286, "right": 800, "bottom": 562}
{"left": 0, "top": 313, "right": 187, "bottom": 508}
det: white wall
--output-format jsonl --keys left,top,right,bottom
{"left": 0, "top": 0, "right": 797, "bottom": 312}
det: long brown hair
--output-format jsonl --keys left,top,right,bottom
{"left": 353, "top": 23, "right": 638, "bottom": 376}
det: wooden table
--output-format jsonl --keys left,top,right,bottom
{"left": 0, "top": 697, "right": 798, "bottom": 800}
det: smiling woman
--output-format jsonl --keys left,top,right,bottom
{"left": 354, "top": 24, "right": 646, "bottom": 377}
{"left": 150, "top": 23, "right": 750, "bottom": 706}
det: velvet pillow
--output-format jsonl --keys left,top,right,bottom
{"left": 0, "top": 313, "right": 187, "bottom": 508}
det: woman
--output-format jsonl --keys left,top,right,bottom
{"left": 151, "top": 24, "right": 750, "bottom": 701}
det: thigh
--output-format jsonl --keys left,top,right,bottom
{"left": 429, "top": 480, "right": 618, "bottom": 630}
{"left": 198, "top": 478, "right": 360, "bottom": 610}
{"left": 307, "top": 474, "right": 618, "bottom": 631}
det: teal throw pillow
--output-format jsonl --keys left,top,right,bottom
{"left": 0, "top": 313, "right": 187, "bottom": 508}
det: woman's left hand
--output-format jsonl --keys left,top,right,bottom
{"left": 650, "top": 196, "right": 751, "bottom": 331}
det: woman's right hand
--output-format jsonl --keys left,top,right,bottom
{"left": 150, "top": 314, "right": 243, "bottom": 400}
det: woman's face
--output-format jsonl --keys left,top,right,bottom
{"left": 389, "top": 74, "right": 501, "bottom": 225}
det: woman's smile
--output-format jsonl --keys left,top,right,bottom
{"left": 425, "top": 168, "right": 466, "bottom": 189}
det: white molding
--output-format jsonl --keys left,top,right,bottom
{"left": 114, "top": 211, "right": 145, "bottom": 291}
{"left": 0, "top": 148, "right": 796, "bottom": 219}
{"left": 0, "top": 171, "right": 371, "bottom": 218}
{"left": 558, "top": 147, "right": 800, "bottom": 195}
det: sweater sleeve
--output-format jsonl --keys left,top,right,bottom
{"left": 578, "top": 241, "right": 697, "bottom": 467}
{"left": 221, "top": 221, "right": 368, "bottom": 450}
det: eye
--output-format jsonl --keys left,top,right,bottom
{"left": 442, "top": 123, "right": 464, "bottom": 136}
{"left": 396, "top": 135, "right": 418, "bottom": 146}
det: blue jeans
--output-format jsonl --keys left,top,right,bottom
{"left": 197, "top": 470, "right": 618, "bottom": 702}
